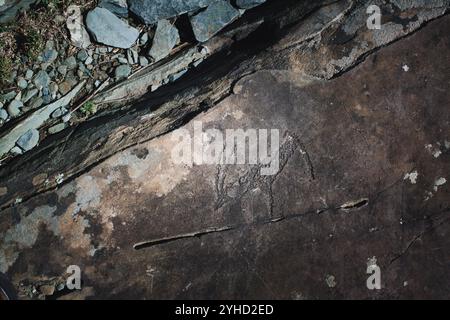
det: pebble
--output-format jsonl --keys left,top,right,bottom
{"left": 0, "top": 108, "right": 8, "bottom": 121}
{"left": 127, "top": 48, "right": 139, "bottom": 64}
{"left": 48, "top": 123, "right": 67, "bottom": 134}
{"left": 58, "top": 65, "right": 68, "bottom": 76}
{"left": 42, "top": 49, "right": 58, "bottom": 63}
{"left": 85, "top": 56, "right": 94, "bottom": 65}
{"left": 49, "top": 82, "right": 59, "bottom": 98}
{"left": 59, "top": 81, "right": 73, "bottom": 95}
{"left": 118, "top": 56, "right": 128, "bottom": 64}
{"left": 7, "top": 100, "right": 23, "bottom": 117}
{"left": 2, "top": 91, "right": 17, "bottom": 102}
{"left": 33, "top": 70, "right": 51, "bottom": 90}
{"left": 42, "top": 87, "right": 53, "bottom": 104}
{"left": 10, "top": 147, "right": 23, "bottom": 155}
{"left": 77, "top": 49, "right": 89, "bottom": 62}
{"left": 16, "top": 129, "right": 40, "bottom": 152}
{"left": 25, "top": 69, "right": 34, "bottom": 80}
{"left": 64, "top": 56, "right": 78, "bottom": 70}
{"left": 17, "top": 77, "right": 28, "bottom": 89}
{"left": 139, "top": 56, "right": 149, "bottom": 67}
{"left": 29, "top": 97, "right": 44, "bottom": 110}
{"left": 51, "top": 107, "right": 68, "bottom": 119}
{"left": 115, "top": 64, "right": 132, "bottom": 79}
{"left": 22, "top": 89, "right": 39, "bottom": 103}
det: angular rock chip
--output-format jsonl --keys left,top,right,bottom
{"left": 7, "top": 100, "right": 23, "bottom": 117}
{"left": 48, "top": 123, "right": 66, "bottom": 134}
{"left": 16, "top": 129, "right": 39, "bottom": 152}
{"left": 115, "top": 64, "right": 132, "bottom": 79}
{"left": 33, "top": 70, "right": 50, "bottom": 90}
{"left": 148, "top": 19, "right": 180, "bottom": 62}
{"left": 0, "top": 108, "right": 8, "bottom": 120}
{"left": 235, "top": 0, "right": 266, "bottom": 9}
{"left": 129, "top": 0, "right": 217, "bottom": 24}
{"left": 190, "top": 1, "right": 240, "bottom": 42}
{"left": 86, "top": 7, "right": 139, "bottom": 49}
{"left": 99, "top": 0, "right": 128, "bottom": 18}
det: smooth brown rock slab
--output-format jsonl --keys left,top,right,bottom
{"left": 0, "top": 16, "right": 449, "bottom": 299}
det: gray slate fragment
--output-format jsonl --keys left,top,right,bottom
{"left": 99, "top": 0, "right": 128, "bottom": 18}
{"left": 115, "top": 65, "right": 132, "bottom": 79}
{"left": 127, "top": 48, "right": 139, "bottom": 64}
{"left": 235, "top": 0, "right": 266, "bottom": 9}
{"left": 16, "top": 129, "right": 40, "bottom": 151}
{"left": 58, "top": 65, "right": 68, "bottom": 76}
{"left": 25, "top": 69, "right": 34, "bottom": 80}
{"left": 129, "top": 0, "right": 217, "bottom": 24}
{"left": 7, "top": 100, "right": 23, "bottom": 117}
{"left": 10, "top": 147, "right": 22, "bottom": 155}
{"left": 0, "top": 108, "right": 8, "bottom": 121}
{"left": 148, "top": 19, "right": 180, "bottom": 62}
{"left": 42, "top": 49, "right": 58, "bottom": 63}
{"left": 86, "top": 7, "right": 139, "bottom": 49}
{"left": 64, "top": 56, "right": 77, "bottom": 70}
{"left": 33, "top": 70, "right": 50, "bottom": 90}
{"left": 22, "top": 89, "right": 38, "bottom": 103}
{"left": 77, "top": 49, "right": 89, "bottom": 62}
{"left": 85, "top": 56, "right": 94, "bottom": 65}
{"left": 139, "top": 56, "right": 149, "bottom": 67}
{"left": 17, "top": 78, "right": 28, "bottom": 90}
{"left": 190, "top": 1, "right": 240, "bottom": 42}
{"left": 51, "top": 107, "right": 68, "bottom": 119}
{"left": 48, "top": 123, "right": 67, "bottom": 134}
{"left": 2, "top": 91, "right": 17, "bottom": 103}
{"left": 29, "top": 97, "right": 44, "bottom": 109}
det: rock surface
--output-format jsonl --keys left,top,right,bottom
{"left": 148, "top": 19, "right": 180, "bottom": 62}
{"left": 190, "top": 1, "right": 241, "bottom": 42}
{"left": 129, "top": 0, "right": 217, "bottom": 24}
{"left": 86, "top": 7, "right": 139, "bottom": 49}
{"left": 0, "top": 0, "right": 449, "bottom": 301}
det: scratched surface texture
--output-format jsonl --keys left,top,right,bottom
{"left": 0, "top": 8, "right": 449, "bottom": 299}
